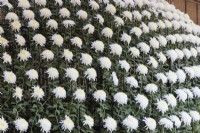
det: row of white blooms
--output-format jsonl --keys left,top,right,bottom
{"left": 0, "top": 110, "right": 200, "bottom": 132}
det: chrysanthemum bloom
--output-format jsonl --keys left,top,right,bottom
{"left": 60, "top": 115, "right": 74, "bottom": 132}
{"left": 130, "top": 27, "right": 142, "bottom": 38}
{"left": 164, "top": 94, "right": 177, "bottom": 107}
{"left": 5, "top": 12, "right": 19, "bottom": 21}
{"left": 76, "top": 10, "right": 88, "bottom": 20}
{"left": 46, "top": 67, "right": 59, "bottom": 80}
{"left": 101, "top": 27, "right": 113, "bottom": 38}
{"left": 125, "top": 76, "right": 138, "bottom": 88}
{"left": 51, "top": 34, "right": 63, "bottom": 47}
{"left": 47, "top": 19, "right": 58, "bottom": 30}
{"left": 184, "top": 67, "right": 195, "bottom": 79}
{"left": 105, "top": 4, "right": 116, "bottom": 15}
{"left": 179, "top": 111, "right": 191, "bottom": 126}
{"left": 149, "top": 37, "right": 159, "bottom": 49}
{"left": 18, "top": 49, "right": 31, "bottom": 61}
{"left": 190, "top": 47, "right": 198, "bottom": 58}
{"left": 183, "top": 89, "right": 193, "bottom": 99}
{"left": 176, "top": 69, "right": 186, "bottom": 83}
{"left": 83, "top": 115, "right": 94, "bottom": 129}
{"left": 122, "top": 115, "right": 138, "bottom": 131}
{"left": 70, "top": 0, "right": 81, "bottom": 6}
{"left": 109, "top": 43, "right": 122, "bottom": 56}
{"left": 13, "top": 87, "right": 23, "bottom": 101}
{"left": 166, "top": 35, "right": 176, "bottom": 44}
{"left": 111, "top": 72, "right": 118, "bottom": 86}
{"left": 81, "top": 53, "right": 93, "bottom": 66}
{"left": 70, "top": 37, "right": 82, "bottom": 48}
{"left": 157, "top": 35, "right": 167, "bottom": 47}
{"left": 120, "top": 32, "right": 131, "bottom": 44}
{"left": 33, "top": 34, "right": 46, "bottom": 46}
{"left": 15, "top": 34, "right": 26, "bottom": 46}
{"left": 114, "top": 16, "right": 124, "bottom": 27}
{"left": 119, "top": 60, "right": 130, "bottom": 72}
{"left": 135, "top": 94, "right": 149, "bottom": 110}
{"left": 156, "top": 99, "right": 168, "bottom": 114}
{"left": 0, "top": 117, "right": 8, "bottom": 132}
{"left": 137, "top": 42, "right": 150, "bottom": 54}
{"left": 140, "top": 22, "right": 149, "bottom": 33}
{"left": 155, "top": 73, "right": 167, "bottom": 84}
{"left": 0, "top": 26, "right": 4, "bottom": 34}
{"left": 89, "top": 0, "right": 99, "bottom": 10}
{"left": 62, "top": 20, "right": 75, "bottom": 28}
{"left": 84, "top": 68, "right": 97, "bottom": 81}
{"left": 166, "top": 71, "right": 177, "bottom": 84}
{"left": 169, "top": 115, "right": 181, "bottom": 128}
{"left": 25, "top": 69, "right": 38, "bottom": 81}
{"left": 28, "top": 20, "right": 40, "bottom": 30}
{"left": 175, "top": 89, "right": 187, "bottom": 102}
{"left": 159, "top": 118, "right": 173, "bottom": 130}
{"left": 40, "top": 8, "right": 52, "bottom": 18}
{"left": 3, "top": 71, "right": 16, "bottom": 84}
{"left": 114, "top": 92, "right": 128, "bottom": 105}
{"left": 73, "top": 89, "right": 86, "bottom": 102}
{"left": 148, "top": 22, "right": 158, "bottom": 31}
{"left": 122, "top": 11, "right": 132, "bottom": 21}
{"left": 148, "top": 56, "right": 158, "bottom": 68}
{"left": 10, "top": 21, "right": 21, "bottom": 32}
{"left": 62, "top": 49, "right": 73, "bottom": 62}
{"left": 98, "top": 57, "right": 112, "bottom": 70}
{"left": 95, "top": 14, "right": 104, "bottom": 25}
{"left": 55, "top": 0, "right": 63, "bottom": 6}
{"left": 65, "top": 68, "right": 79, "bottom": 81}
{"left": 132, "top": 11, "right": 142, "bottom": 21}
{"left": 32, "top": 86, "right": 45, "bottom": 100}
{"left": 103, "top": 116, "right": 117, "bottom": 132}
{"left": 129, "top": 47, "right": 140, "bottom": 58}
{"left": 59, "top": 8, "right": 70, "bottom": 18}
{"left": 136, "top": 64, "right": 148, "bottom": 75}
{"left": 192, "top": 87, "right": 200, "bottom": 98}
{"left": 166, "top": 49, "right": 178, "bottom": 62}
{"left": 91, "top": 40, "right": 104, "bottom": 52}
{"left": 38, "top": 118, "right": 51, "bottom": 133}
{"left": 2, "top": 52, "right": 12, "bottom": 64}
{"left": 189, "top": 110, "right": 200, "bottom": 121}
{"left": 35, "top": 0, "right": 46, "bottom": 6}
{"left": 41, "top": 49, "right": 54, "bottom": 61}
{"left": 183, "top": 48, "right": 192, "bottom": 59}
{"left": 83, "top": 24, "right": 95, "bottom": 34}
{"left": 18, "top": 0, "right": 30, "bottom": 9}
{"left": 23, "top": 10, "right": 34, "bottom": 20}
{"left": 93, "top": 90, "right": 106, "bottom": 102}
{"left": 14, "top": 118, "right": 29, "bottom": 132}
{"left": 157, "top": 52, "right": 167, "bottom": 64}
{"left": 141, "top": 10, "right": 151, "bottom": 19}
{"left": 52, "top": 86, "right": 66, "bottom": 99}
{"left": 143, "top": 117, "right": 156, "bottom": 131}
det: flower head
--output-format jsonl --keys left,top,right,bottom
{"left": 91, "top": 40, "right": 104, "bottom": 52}
{"left": 52, "top": 34, "right": 63, "bottom": 47}
{"left": 3, "top": 71, "right": 16, "bottom": 84}
{"left": 114, "top": 92, "right": 128, "bottom": 105}
{"left": 103, "top": 117, "right": 117, "bottom": 132}
{"left": 135, "top": 94, "right": 148, "bottom": 110}
{"left": 73, "top": 89, "right": 86, "bottom": 102}
{"left": 84, "top": 68, "right": 97, "bottom": 81}
{"left": 2, "top": 52, "right": 12, "bottom": 64}
{"left": 52, "top": 87, "right": 66, "bottom": 99}
{"left": 93, "top": 90, "right": 106, "bottom": 102}
{"left": 143, "top": 117, "right": 156, "bottom": 131}
{"left": 41, "top": 49, "right": 54, "bottom": 61}
{"left": 0, "top": 117, "right": 8, "bottom": 132}
{"left": 136, "top": 64, "right": 148, "bottom": 75}
{"left": 33, "top": 34, "right": 46, "bottom": 46}
{"left": 46, "top": 67, "right": 59, "bottom": 80}
{"left": 76, "top": 10, "right": 87, "bottom": 20}
{"left": 65, "top": 68, "right": 79, "bottom": 81}
{"left": 32, "top": 86, "right": 45, "bottom": 100}
{"left": 125, "top": 76, "right": 138, "bottom": 88}
{"left": 25, "top": 69, "right": 38, "bottom": 81}
{"left": 120, "top": 33, "right": 131, "bottom": 44}
{"left": 60, "top": 115, "right": 74, "bottom": 132}
{"left": 13, "top": 87, "right": 23, "bottom": 101}
{"left": 102, "top": 27, "right": 113, "bottom": 38}
{"left": 98, "top": 57, "right": 112, "bottom": 70}
{"left": 83, "top": 115, "right": 94, "bottom": 129}
{"left": 38, "top": 118, "right": 51, "bottom": 133}
{"left": 70, "top": 37, "right": 82, "bottom": 48}
{"left": 18, "top": 49, "right": 31, "bottom": 61}
{"left": 122, "top": 115, "right": 138, "bottom": 131}
{"left": 40, "top": 8, "right": 52, "bottom": 18}
{"left": 14, "top": 118, "right": 28, "bottom": 132}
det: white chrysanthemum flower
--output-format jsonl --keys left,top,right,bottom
{"left": 157, "top": 20, "right": 166, "bottom": 29}
{"left": 157, "top": 52, "right": 167, "bottom": 64}
{"left": 89, "top": 0, "right": 99, "bottom": 10}
{"left": 122, "top": 115, "right": 138, "bottom": 131}
{"left": 18, "top": 0, "right": 30, "bottom": 9}
{"left": 165, "top": 20, "right": 172, "bottom": 28}
{"left": 10, "top": 21, "right": 21, "bottom": 32}
{"left": 122, "top": 11, "right": 132, "bottom": 21}
{"left": 25, "top": 69, "right": 38, "bottom": 81}
{"left": 62, "top": 20, "right": 75, "bottom": 28}
{"left": 182, "top": 48, "right": 191, "bottom": 59}
{"left": 62, "top": 49, "right": 73, "bottom": 62}
{"left": 140, "top": 22, "right": 149, "bottom": 33}
{"left": 157, "top": 35, "right": 167, "bottom": 47}
{"left": 125, "top": 76, "right": 138, "bottom": 88}
{"left": 59, "top": 8, "right": 70, "bottom": 18}
{"left": 166, "top": 71, "right": 177, "bottom": 84}
{"left": 114, "top": 16, "right": 124, "bottom": 27}
{"left": 102, "top": 27, "right": 113, "bottom": 38}
{"left": 176, "top": 69, "right": 186, "bottom": 83}
{"left": 106, "top": 4, "right": 116, "bottom": 15}
{"left": 183, "top": 88, "right": 193, "bottom": 99}
{"left": 76, "top": 10, "right": 87, "bottom": 20}
{"left": 103, "top": 117, "right": 117, "bottom": 132}
{"left": 166, "top": 50, "right": 178, "bottom": 62}
{"left": 169, "top": 115, "right": 181, "bottom": 128}
{"left": 136, "top": 64, "right": 148, "bottom": 75}
{"left": 130, "top": 27, "right": 142, "bottom": 38}
{"left": 95, "top": 14, "right": 104, "bottom": 25}
{"left": 70, "top": 0, "right": 81, "bottom": 6}
{"left": 84, "top": 68, "right": 97, "bottom": 81}
{"left": 2, "top": 52, "right": 12, "bottom": 64}
{"left": 3, "top": 71, "right": 16, "bottom": 84}
{"left": 184, "top": 67, "right": 195, "bottom": 79}
{"left": 144, "top": 83, "right": 158, "bottom": 94}
{"left": 38, "top": 118, "right": 51, "bottom": 133}
{"left": 119, "top": 60, "right": 130, "bottom": 72}
{"left": 73, "top": 89, "right": 86, "bottom": 102}
{"left": 83, "top": 115, "right": 94, "bottom": 129}
{"left": 176, "top": 89, "right": 187, "bottom": 102}
{"left": 175, "top": 49, "right": 184, "bottom": 59}
{"left": 141, "top": 10, "right": 151, "bottom": 19}
{"left": 135, "top": 94, "right": 148, "bottom": 110}
{"left": 111, "top": 72, "right": 118, "bottom": 86}
{"left": 18, "top": 49, "right": 31, "bottom": 61}
{"left": 189, "top": 111, "right": 200, "bottom": 121}
{"left": 190, "top": 48, "right": 197, "bottom": 58}
{"left": 137, "top": 42, "right": 150, "bottom": 54}
{"left": 192, "top": 66, "right": 200, "bottom": 78}
{"left": 93, "top": 90, "right": 106, "bottom": 102}
{"left": 13, "top": 87, "right": 23, "bottom": 101}
{"left": 164, "top": 94, "right": 177, "bottom": 107}
{"left": 109, "top": 43, "right": 122, "bottom": 56}
{"left": 28, "top": 20, "right": 40, "bottom": 30}
{"left": 149, "top": 37, "right": 159, "bottom": 49}
{"left": 32, "top": 86, "right": 45, "bottom": 100}
{"left": 132, "top": 11, "right": 142, "bottom": 21}
{"left": 148, "top": 22, "right": 158, "bottom": 31}
{"left": 129, "top": 47, "right": 140, "bottom": 58}
{"left": 0, "top": 36, "right": 9, "bottom": 47}
{"left": 0, "top": 117, "right": 8, "bottom": 132}
{"left": 35, "top": 0, "right": 46, "bottom": 6}
{"left": 14, "top": 118, "right": 28, "bottom": 132}
{"left": 5, "top": 12, "right": 19, "bottom": 21}
{"left": 114, "top": 92, "right": 128, "bottom": 105}
{"left": 159, "top": 118, "right": 173, "bottom": 130}
{"left": 81, "top": 53, "right": 93, "bottom": 66}
{"left": 120, "top": 32, "right": 131, "bottom": 44}
{"left": 23, "top": 10, "right": 34, "bottom": 20}
{"left": 46, "top": 19, "right": 58, "bottom": 30}
{"left": 83, "top": 24, "right": 95, "bottom": 34}
{"left": 148, "top": 56, "right": 158, "bottom": 68}
{"left": 91, "top": 40, "right": 104, "bottom": 52}
{"left": 143, "top": 117, "right": 156, "bottom": 131}
{"left": 52, "top": 86, "right": 66, "bottom": 99}
{"left": 33, "top": 34, "right": 46, "bottom": 46}
{"left": 175, "top": 34, "right": 183, "bottom": 43}
{"left": 70, "top": 37, "right": 82, "bottom": 48}
{"left": 0, "top": 26, "right": 4, "bottom": 34}
{"left": 180, "top": 112, "right": 191, "bottom": 126}
{"left": 155, "top": 73, "right": 167, "bottom": 84}
{"left": 166, "top": 35, "right": 176, "bottom": 44}
{"left": 192, "top": 87, "right": 200, "bottom": 98}
{"left": 65, "top": 68, "right": 79, "bottom": 81}
{"left": 41, "top": 49, "right": 54, "bottom": 61}
{"left": 40, "top": 8, "right": 52, "bottom": 18}
{"left": 60, "top": 115, "right": 74, "bottom": 132}
{"left": 98, "top": 57, "right": 112, "bottom": 70}
{"left": 51, "top": 34, "right": 63, "bottom": 47}
{"left": 46, "top": 67, "right": 59, "bottom": 80}
{"left": 15, "top": 34, "right": 26, "bottom": 46}
{"left": 54, "top": 0, "right": 63, "bottom": 6}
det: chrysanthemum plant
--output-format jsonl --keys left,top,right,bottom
{"left": 1, "top": 0, "right": 200, "bottom": 132}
